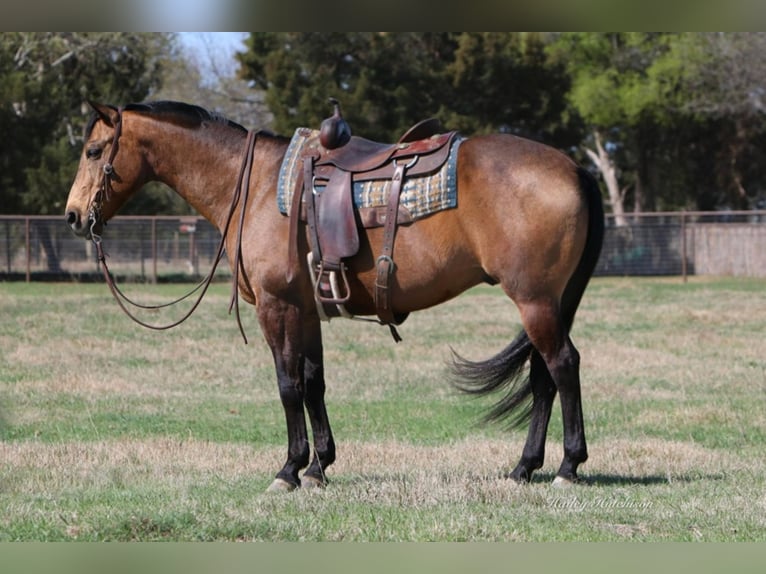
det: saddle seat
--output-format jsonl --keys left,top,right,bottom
{"left": 316, "top": 118, "right": 445, "bottom": 173}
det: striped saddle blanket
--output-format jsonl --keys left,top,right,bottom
{"left": 277, "top": 127, "right": 462, "bottom": 226}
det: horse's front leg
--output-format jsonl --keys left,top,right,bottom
{"left": 300, "top": 313, "right": 335, "bottom": 488}
{"left": 257, "top": 296, "right": 335, "bottom": 491}
{"left": 257, "top": 297, "right": 310, "bottom": 492}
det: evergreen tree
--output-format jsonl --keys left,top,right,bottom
{"left": 0, "top": 33, "right": 171, "bottom": 216}
{"left": 1, "top": 33, "right": 171, "bottom": 272}
{"left": 237, "top": 32, "right": 577, "bottom": 146}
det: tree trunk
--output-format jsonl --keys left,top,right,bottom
{"left": 633, "top": 133, "right": 655, "bottom": 212}
{"left": 584, "top": 130, "right": 627, "bottom": 226}
{"left": 728, "top": 116, "right": 750, "bottom": 209}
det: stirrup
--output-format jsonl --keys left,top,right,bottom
{"left": 307, "top": 253, "right": 353, "bottom": 321}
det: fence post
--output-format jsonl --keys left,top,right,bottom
{"left": 5, "top": 220, "right": 11, "bottom": 274}
{"left": 140, "top": 220, "right": 146, "bottom": 280}
{"left": 152, "top": 218, "right": 158, "bottom": 284}
{"left": 681, "top": 211, "right": 687, "bottom": 283}
{"left": 25, "top": 217, "right": 31, "bottom": 282}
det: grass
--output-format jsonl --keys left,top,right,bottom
{"left": 1, "top": 277, "right": 765, "bottom": 541}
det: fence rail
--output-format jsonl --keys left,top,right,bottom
{"left": 595, "top": 210, "right": 766, "bottom": 278}
{"left": 0, "top": 215, "right": 228, "bottom": 283}
{"left": 2, "top": 211, "right": 765, "bottom": 282}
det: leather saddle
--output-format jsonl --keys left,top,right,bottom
{"left": 291, "top": 99, "right": 458, "bottom": 337}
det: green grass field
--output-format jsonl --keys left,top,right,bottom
{"left": 1, "top": 277, "right": 765, "bottom": 541}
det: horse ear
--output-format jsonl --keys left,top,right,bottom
{"left": 88, "top": 101, "right": 120, "bottom": 127}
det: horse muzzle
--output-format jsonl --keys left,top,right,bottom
{"left": 65, "top": 208, "right": 102, "bottom": 239}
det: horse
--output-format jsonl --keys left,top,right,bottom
{"left": 65, "top": 100, "right": 604, "bottom": 491}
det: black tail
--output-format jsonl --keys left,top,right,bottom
{"left": 561, "top": 168, "right": 605, "bottom": 330}
{"left": 452, "top": 167, "right": 604, "bottom": 428}
{"left": 451, "top": 331, "right": 536, "bottom": 427}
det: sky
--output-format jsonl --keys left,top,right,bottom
{"left": 132, "top": 0, "right": 242, "bottom": 31}
{"left": 177, "top": 32, "right": 249, "bottom": 79}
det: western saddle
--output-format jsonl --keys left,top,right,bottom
{"left": 291, "top": 99, "right": 458, "bottom": 340}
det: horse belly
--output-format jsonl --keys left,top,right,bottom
{"left": 345, "top": 213, "right": 486, "bottom": 315}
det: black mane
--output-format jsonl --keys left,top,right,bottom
{"left": 85, "top": 100, "right": 248, "bottom": 137}
{"left": 127, "top": 101, "right": 247, "bottom": 132}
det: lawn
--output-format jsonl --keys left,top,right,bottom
{"left": 1, "top": 277, "right": 764, "bottom": 540}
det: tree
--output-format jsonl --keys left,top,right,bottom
{"left": 0, "top": 33, "right": 171, "bottom": 272}
{"left": 236, "top": 33, "right": 578, "bottom": 147}
{"left": 547, "top": 33, "right": 685, "bottom": 219}
{"left": 237, "top": 32, "right": 444, "bottom": 140}
{"left": 442, "top": 32, "right": 580, "bottom": 146}
{"left": 1, "top": 32, "right": 171, "bottom": 216}
{"left": 666, "top": 33, "right": 766, "bottom": 209}
{"left": 550, "top": 33, "right": 766, "bottom": 214}
{"left": 155, "top": 33, "right": 271, "bottom": 130}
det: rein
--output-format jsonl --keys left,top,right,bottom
{"left": 89, "top": 114, "right": 259, "bottom": 344}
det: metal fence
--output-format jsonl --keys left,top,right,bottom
{"left": 2, "top": 211, "right": 765, "bottom": 282}
{"left": 595, "top": 210, "right": 766, "bottom": 278}
{"left": 0, "top": 215, "right": 229, "bottom": 283}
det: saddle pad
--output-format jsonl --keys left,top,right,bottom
{"left": 277, "top": 127, "right": 462, "bottom": 221}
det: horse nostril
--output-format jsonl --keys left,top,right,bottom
{"left": 66, "top": 210, "right": 80, "bottom": 228}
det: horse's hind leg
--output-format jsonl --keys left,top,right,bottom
{"left": 551, "top": 336, "right": 587, "bottom": 484}
{"left": 507, "top": 351, "right": 557, "bottom": 482}
{"left": 519, "top": 300, "right": 588, "bottom": 484}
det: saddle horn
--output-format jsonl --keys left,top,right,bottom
{"left": 319, "top": 97, "right": 352, "bottom": 150}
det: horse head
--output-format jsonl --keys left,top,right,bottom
{"left": 65, "top": 102, "right": 147, "bottom": 239}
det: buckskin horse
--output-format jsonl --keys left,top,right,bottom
{"left": 65, "top": 100, "right": 604, "bottom": 491}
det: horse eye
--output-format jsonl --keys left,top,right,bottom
{"left": 86, "top": 147, "right": 102, "bottom": 160}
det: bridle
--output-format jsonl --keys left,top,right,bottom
{"left": 87, "top": 107, "right": 123, "bottom": 242}
{"left": 87, "top": 107, "right": 259, "bottom": 344}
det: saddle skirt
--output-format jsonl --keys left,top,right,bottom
{"left": 277, "top": 127, "right": 463, "bottom": 227}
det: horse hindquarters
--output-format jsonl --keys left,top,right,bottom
{"left": 516, "top": 167, "right": 604, "bottom": 483}
{"left": 453, "top": 140, "right": 604, "bottom": 482}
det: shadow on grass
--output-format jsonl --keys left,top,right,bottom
{"left": 532, "top": 471, "right": 728, "bottom": 486}
{"left": 314, "top": 468, "right": 729, "bottom": 490}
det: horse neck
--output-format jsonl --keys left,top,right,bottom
{"left": 134, "top": 115, "right": 252, "bottom": 232}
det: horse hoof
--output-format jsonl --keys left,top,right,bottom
{"left": 266, "top": 478, "right": 298, "bottom": 493}
{"left": 301, "top": 475, "right": 326, "bottom": 490}
{"left": 552, "top": 475, "right": 576, "bottom": 488}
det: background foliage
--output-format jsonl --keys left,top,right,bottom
{"left": 2, "top": 32, "right": 766, "bottom": 219}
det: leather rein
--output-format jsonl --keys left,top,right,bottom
{"left": 87, "top": 109, "right": 258, "bottom": 344}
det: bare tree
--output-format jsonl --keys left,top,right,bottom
{"left": 153, "top": 33, "right": 272, "bottom": 129}
{"left": 681, "top": 33, "right": 766, "bottom": 118}
{"left": 584, "top": 131, "right": 628, "bottom": 226}
{"left": 677, "top": 33, "right": 766, "bottom": 208}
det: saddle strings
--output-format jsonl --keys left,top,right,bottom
{"left": 92, "top": 126, "right": 259, "bottom": 344}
